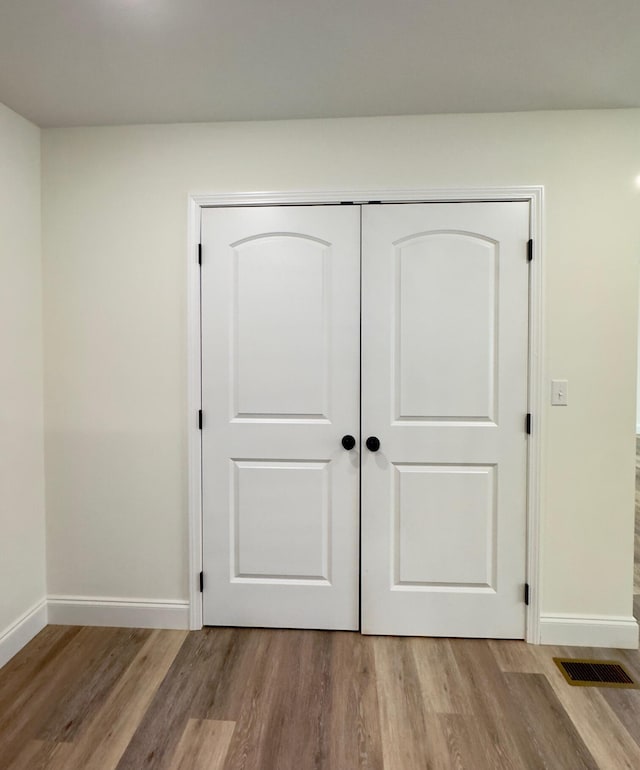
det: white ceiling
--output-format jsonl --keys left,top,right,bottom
{"left": 1, "top": 0, "right": 639, "bottom": 128}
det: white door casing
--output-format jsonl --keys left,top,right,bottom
{"left": 361, "top": 202, "right": 530, "bottom": 638}
{"left": 201, "top": 205, "right": 361, "bottom": 630}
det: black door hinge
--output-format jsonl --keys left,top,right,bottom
{"left": 527, "top": 239, "right": 533, "bottom": 262}
{"left": 198, "top": 410, "right": 203, "bottom": 430}
{"left": 198, "top": 243, "right": 202, "bottom": 265}
{"left": 526, "top": 413, "right": 531, "bottom": 435}
{"left": 199, "top": 571, "right": 204, "bottom": 592}
{"left": 524, "top": 583, "right": 530, "bottom": 605}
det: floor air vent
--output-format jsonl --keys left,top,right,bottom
{"left": 553, "top": 658, "right": 638, "bottom": 688}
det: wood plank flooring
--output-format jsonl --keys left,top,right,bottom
{"left": 2, "top": 626, "right": 640, "bottom": 769}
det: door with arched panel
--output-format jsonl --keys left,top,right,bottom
{"left": 201, "top": 205, "right": 360, "bottom": 629}
{"left": 361, "top": 202, "right": 529, "bottom": 638}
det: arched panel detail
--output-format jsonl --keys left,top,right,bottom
{"left": 393, "top": 230, "right": 499, "bottom": 423}
{"left": 230, "top": 232, "right": 331, "bottom": 249}
{"left": 392, "top": 229, "right": 498, "bottom": 249}
{"left": 231, "top": 233, "right": 331, "bottom": 420}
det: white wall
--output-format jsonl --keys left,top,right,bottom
{"left": 637, "top": 277, "right": 640, "bottom": 434}
{"left": 42, "top": 111, "right": 640, "bottom": 622}
{"left": 0, "top": 103, "right": 46, "bottom": 644}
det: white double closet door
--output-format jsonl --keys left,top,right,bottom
{"left": 201, "top": 201, "right": 529, "bottom": 638}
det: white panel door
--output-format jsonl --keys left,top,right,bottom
{"left": 361, "top": 202, "right": 529, "bottom": 638}
{"left": 201, "top": 206, "right": 360, "bottom": 630}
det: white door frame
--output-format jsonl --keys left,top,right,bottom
{"left": 186, "top": 187, "right": 544, "bottom": 642}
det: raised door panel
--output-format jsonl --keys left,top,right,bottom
{"left": 393, "top": 463, "right": 496, "bottom": 588}
{"left": 395, "top": 232, "right": 497, "bottom": 423}
{"left": 232, "top": 460, "right": 330, "bottom": 582}
{"left": 233, "top": 235, "right": 330, "bottom": 420}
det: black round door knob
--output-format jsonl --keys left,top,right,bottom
{"left": 341, "top": 435, "right": 356, "bottom": 450}
{"left": 366, "top": 436, "right": 381, "bottom": 452}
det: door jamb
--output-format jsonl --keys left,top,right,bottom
{"left": 187, "top": 187, "right": 544, "bottom": 642}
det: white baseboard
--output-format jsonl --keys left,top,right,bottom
{"left": 5, "top": 600, "right": 636, "bottom": 662}
{"left": 47, "top": 595, "right": 190, "bottom": 630}
{"left": 0, "top": 599, "right": 48, "bottom": 669}
{"left": 539, "top": 613, "right": 639, "bottom": 649}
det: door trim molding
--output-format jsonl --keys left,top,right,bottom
{"left": 187, "top": 186, "right": 544, "bottom": 641}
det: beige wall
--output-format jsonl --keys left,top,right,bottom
{"left": 0, "top": 103, "right": 46, "bottom": 633}
{"left": 637, "top": 277, "right": 640, "bottom": 433}
{"left": 42, "top": 110, "right": 640, "bottom": 617}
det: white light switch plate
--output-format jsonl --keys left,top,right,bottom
{"left": 551, "top": 379, "right": 568, "bottom": 406}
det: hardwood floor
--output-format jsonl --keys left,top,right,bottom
{"left": 2, "top": 626, "right": 640, "bottom": 769}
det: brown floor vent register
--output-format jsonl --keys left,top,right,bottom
{"left": 553, "top": 658, "right": 638, "bottom": 689}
